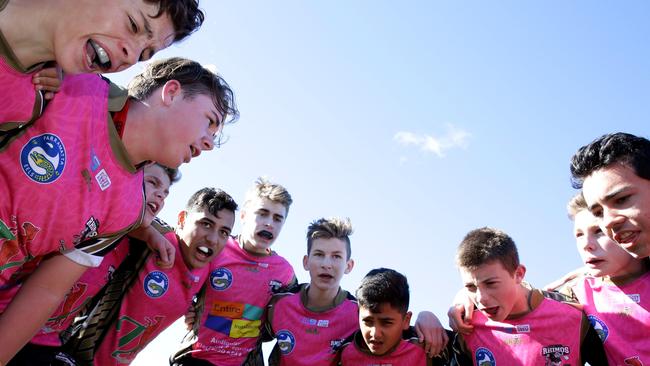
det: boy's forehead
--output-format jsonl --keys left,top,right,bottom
{"left": 460, "top": 260, "right": 509, "bottom": 280}
{"left": 310, "top": 237, "right": 347, "bottom": 253}
{"left": 359, "top": 303, "right": 403, "bottom": 318}
{"left": 246, "top": 196, "right": 287, "bottom": 216}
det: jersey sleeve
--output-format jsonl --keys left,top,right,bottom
{"left": 66, "top": 233, "right": 127, "bottom": 267}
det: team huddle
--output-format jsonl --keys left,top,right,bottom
{"left": 0, "top": 0, "right": 648, "bottom": 365}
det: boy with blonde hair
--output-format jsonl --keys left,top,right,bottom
{"left": 172, "top": 178, "right": 296, "bottom": 366}
{"left": 551, "top": 193, "right": 649, "bottom": 365}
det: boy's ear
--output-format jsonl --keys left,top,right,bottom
{"left": 402, "top": 311, "right": 412, "bottom": 330}
{"left": 344, "top": 258, "right": 355, "bottom": 274}
{"left": 514, "top": 264, "right": 526, "bottom": 284}
{"left": 302, "top": 255, "right": 309, "bottom": 271}
{"left": 177, "top": 210, "right": 188, "bottom": 229}
{"left": 161, "top": 79, "right": 182, "bottom": 105}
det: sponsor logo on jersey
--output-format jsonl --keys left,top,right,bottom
{"left": 541, "top": 344, "right": 570, "bottom": 365}
{"left": 269, "top": 279, "right": 283, "bottom": 293}
{"left": 516, "top": 324, "right": 530, "bottom": 333}
{"left": 475, "top": 347, "right": 496, "bottom": 366}
{"left": 90, "top": 148, "right": 101, "bottom": 171}
{"left": 628, "top": 293, "right": 641, "bottom": 303}
{"left": 277, "top": 330, "right": 296, "bottom": 355}
{"left": 21, "top": 133, "right": 66, "bottom": 184}
{"left": 143, "top": 271, "right": 169, "bottom": 298}
{"left": 95, "top": 168, "right": 111, "bottom": 191}
{"left": 623, "top": 355, "right": 643, "bottom": 366}
{"left": 588, "top": 315, "right": 609, "bottom": 342}
{"left": 210, "top": 268, "right": 233, "bottom": 291}
{"left": 73, "top": 216, "right": 99, "bottom": 245}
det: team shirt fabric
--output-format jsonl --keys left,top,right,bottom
{"left": 564, "top": 271, "right": 650, "bottom": 365}
{"left": 461, "top": 292, "right": 583, "bottom": 365}
{"left": 267, "top": 283, "right": 358, "bottom": 366}
{"left": 93, "top": 231, "right": 209, "bottom": 365}
{"left": 29, "top": 237, "right": 131, "bottom": 347}
{"left": 0, "top": 0, "right": 44, "bottom": 131}
{"left": 339, "top": 329, "right": 430, "bottom": 366}
{"left": 190, "top": 237, "right": 295, "bottom": 366}
{"left": 0, "top": 73, "right": 144, "bottom": 287}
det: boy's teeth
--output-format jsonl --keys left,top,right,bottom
{"left": 88, "top": 39, "right": 110, "bottom": 68}
{"left": 198, "top": 246, "right": 209, "bottom": 255}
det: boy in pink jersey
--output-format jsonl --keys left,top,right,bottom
{"left": 71, "top": 187, "right": 237, "bottom": 366}
{"left": 0, "top": 57, "right": 238, "bottom": 363}
{"left": 339, "top": 268, "right": 450, "bottom": 366}
{"left": 451, "top": 227, "right": 608, "bottom": 366}
{"left": 5, "top": 163, "right": 179, "bottom": 365}
{"left": 571, "top": 132, "right": 650, "bottom": 259}
{"left": 549, "top": 193, "right": 649, "bottom": 365}
{"left": 0, "top": 0, "right": 204, "bottom": 130}
{"left": 171, "top": 178, "right": 297, "bottom": 366}
{"left": 266, "top": 217, "right": 358, "bottom": 366}
{"left": 265, "top": 217, "right": 450, "bottom": 366}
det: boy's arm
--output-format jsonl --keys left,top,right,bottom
{"left": 0, "top": 255, "right": 87, "bottom": 363}
{"left": 128, "top": 225, "right": 174, "bottom": 268}
{"left": 543, "top": 266, "right": 588, "bottom": 292}
{"left": 579, "top": 313, "right": 608, "bottom": 366}
{"left": 447, "top": 288, "right": 475, "bottom": 335}
{"left": 414, "top": 311, "right": 449, "bottom": 357}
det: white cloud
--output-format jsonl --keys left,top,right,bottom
{"left": 394, "top": 124, "right": 470, "bottom": 158}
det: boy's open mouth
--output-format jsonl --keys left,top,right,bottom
{"left": 258, "top": 230, "right": 273, "bottom": 240}
{"left": 86, "top": 39, "right": 111, "bottom": 71}
{"left": 197, "top": 246, "right": 214, "bottom": 258}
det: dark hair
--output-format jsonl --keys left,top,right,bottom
{"left": 146, "top": 0, "right": 204, "bottom": 42}
{"left": 456, "top": 227, "right": 520, "bottom": 274}
{"left": 152, "top": 163, "right": 181, "bottom": 185}
{"left": 356, "top": 268, "right": 409, "bottom": 315}
{"left": 128, "top": 57, "right": 239, "bottom": 147}
{"left": 306, "top": 217, "right": 353, "bottom": 260}
{"left": 186, "top": 187, "right": 238, "bottom": 217}
{"left": 570, "top": 132, "right": 650, "bottom": 189}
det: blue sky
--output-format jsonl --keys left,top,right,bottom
{"left": 111, "top": 1, "right": 650, "bottom": 363}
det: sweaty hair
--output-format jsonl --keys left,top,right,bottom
{"left": 151, "top": 163, "right": 181, "bottom": 185}
{"left": 566, "top": 192, "right": 588, "bottom": 220}
{"left": 186, "top": 187, "right": 238, "bottom": 217}
{"left": 356, "top": 268, "right": 410, "bottom": 315}
{"left": 146, "top": 0, "right": 204, "bottom": 42}
{"left": 570, "top": 132, "right": 650, "bottom": 189}
{"left": 306, "top": 217, "right": 353, "bottom": 260}
{"left": 456, "top": 227, "right": 520, "bottom": 275}
{"left": 243, "top": 177, "right": 293, "bottom": 215}
{"left": 128, "top": 57, "right": 239, "bottom": 147}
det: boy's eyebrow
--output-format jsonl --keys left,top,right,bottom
{"left": 589, "top": 186, "right": 626, "bottom": 211}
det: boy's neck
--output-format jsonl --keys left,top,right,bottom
{"left": 505, "top": 284, "right": 534, "bottom": 320}
{"left": 120, "top": 100, "right": 149, "bottom": 166}
{"left": 239, "top": 236, "right": 271, "bottom": 257}
{"left": 607, "top": 258, "right": 650, "bottom": 286}
{"left": 304, "top": 283, "right": 341, "bottom": 310}
{"left": 0, "top": 0, "right": 56, "bottom": 69}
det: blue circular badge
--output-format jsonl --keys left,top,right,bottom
{"left": 20, "top": 133, "right": 66, "bottom": 184}
{"left": 276, "top": 330, "right": 296, "bottom": 355}
{"left": 143, "top": 271, "right": 169, "bottom": 298}
{"left": 475, "top": 347, "right": 496, "bottom": 366}
{"left": 588, "top": 315, "right": 609, "bottom": 342}
{"left": 210, "top": 268, "right": 233, "bottom": 291}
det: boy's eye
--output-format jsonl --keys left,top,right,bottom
{"left": 139, "top": 49, "right": 154, "bottom": 62}
{"left": 129, "top": 16, "right": 138, "bottom": 33}
{"left": 465, "top": 285, "right": 477, "bottom": 292}
{"left": 615, "top": 195, "right": 629, "bottom": 205}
